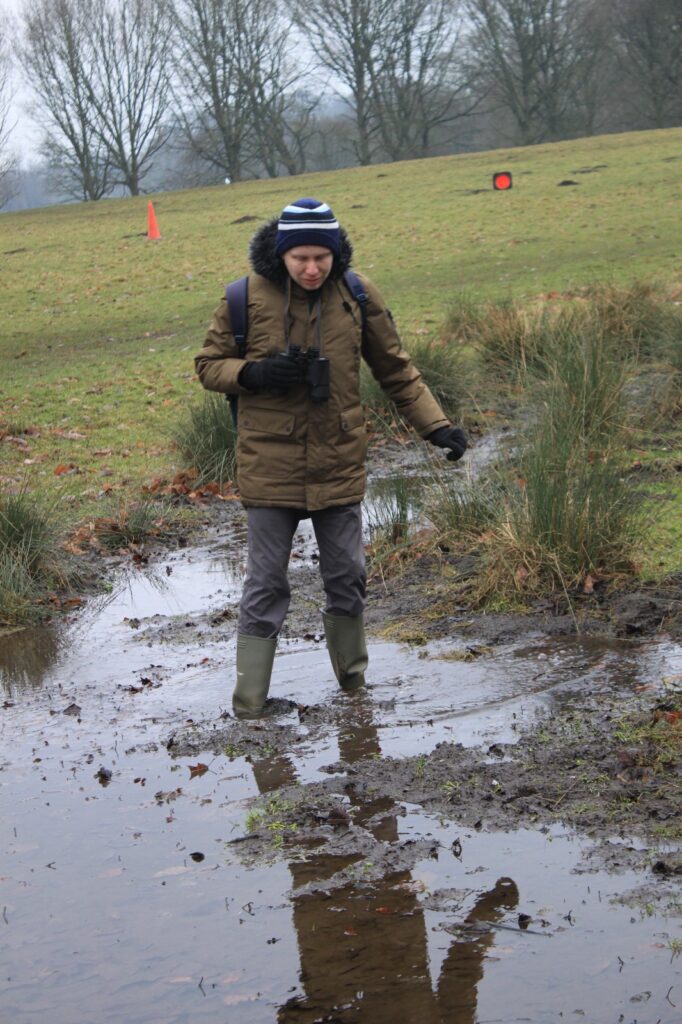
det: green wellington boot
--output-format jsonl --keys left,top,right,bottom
{"left": 233, "top": 633, "right": 277, "bottom": 719}
{"left": 322, "top": 611, "right": 368, "bottom": 692}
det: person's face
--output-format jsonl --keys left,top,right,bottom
{"left": 282, "top": 246, "right": 334, "bottom": 290}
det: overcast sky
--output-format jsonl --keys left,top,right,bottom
{"left": 2, "top": 0, "right": 41, "bottom": 159}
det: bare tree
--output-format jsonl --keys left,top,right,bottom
{"left": 566, "top": 0, "right": 616, "bottom": 137}
{"left": 233, "top": 0, "right": 316, "bottom": 177}
{"left": 294, "top": 0, "right": 393, "bottom": 166}
{"left": 274, "top": 91, "right": 321, "bottom": 176}
{"left": 19, "top": 0, "right": 112, "bottom": 201}
{"left": 0, "top": 19, "right": 17, "bottom": 208}
{"left": 170, "top": 0, "right": 251, "bottom": 183}
{"left": 466, "top": 0, "right": 590, "bottom": 145}
{"left": 367, "top": 0, "right": 481, "bottom": 160}
{"left": 612, "top": 0, "right": 682, "bottom": 129}
{"left": 87, "top": 0, "right": 174, "bottom": 195}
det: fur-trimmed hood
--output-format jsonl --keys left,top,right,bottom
{"left": 248, "top": 218, "right": 354, "bottom": 286}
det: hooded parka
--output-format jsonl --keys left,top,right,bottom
{"left": 194, "top": 221, "right": 450, "bottom": 510}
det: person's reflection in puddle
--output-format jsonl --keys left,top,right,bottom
{"left": 247, "top": 693, "right": 519, "bottom": 1023}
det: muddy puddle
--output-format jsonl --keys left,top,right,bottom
{"left": 2, "top": 507, "right": 682, "bottom": 1023}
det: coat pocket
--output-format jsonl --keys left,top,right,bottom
{"left": 338, "top": 403, "right": 368, "bottom": 468}
{"left": 238, "top": 405, "right": 299, "bottom": 485}
{"left": 340, "top": 404, "right": 366, "bottom": 433}
{"left": 238, "top": 407, "right": 295, "bottom": 436}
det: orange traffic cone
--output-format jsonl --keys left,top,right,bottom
{"left": 147, "top": 200, "right": 161, "bottom": 240}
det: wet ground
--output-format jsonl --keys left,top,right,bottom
{"left": 2, "top": 450, "right": 682, "bottom": 1023}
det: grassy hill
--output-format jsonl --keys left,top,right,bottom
{"left": 1, "top": 127, "right": 681, "bottom": 560}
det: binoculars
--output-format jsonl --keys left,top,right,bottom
{"left": 279, "top": 345, "right": 330, "bottom": 403}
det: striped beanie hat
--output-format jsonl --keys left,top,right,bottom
{"left": 275, "top": 198, "right": 341, "bottom": 257}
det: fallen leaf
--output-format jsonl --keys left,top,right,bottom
{"left": 188, "top": 763, "right": 209, "bottom": 779}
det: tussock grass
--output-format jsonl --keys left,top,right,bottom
{"left": 430, "top": 315, "right": 645, "bottom": 596}
{"left": 171, "top": 392, "right": 238, "bottom": 486}
{"left": 94, "top": 496, "right": 174, "bottom": 551}
{"left": 482, "top": 326, "right": 641, "bottom": 593}
{"left": 488, "top": 442, "right": 638, "bottom": 594}
{"left": 0, "top": 489, "right": 59, "bottom": 573}
{"left": 534, "top": 318, "right": 631, "bottom": 444}
{"left": 0, "top": 548, "right": 37, "bottom": 625}
{"left": 0, "top": 488, "right": 74, "bottom": 625}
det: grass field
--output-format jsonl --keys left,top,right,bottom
{"left": 1, "top": 127, "right": 681, "bottom": 582}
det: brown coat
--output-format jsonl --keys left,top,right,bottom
{"left": 195, "top": 246, "right": 449, "bottom": 510}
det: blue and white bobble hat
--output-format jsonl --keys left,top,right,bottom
{"left": 275, "top": 198, "right": 341, "bottom": 258}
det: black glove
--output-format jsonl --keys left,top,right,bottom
{"left": 426, "top": 426, "right": 468, "bottom": 462}
{"left": 239, "top": 353, "right": 304, "bottom": 394}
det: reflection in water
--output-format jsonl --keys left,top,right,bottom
{"left": 0, "top": 545, "right": 246, "bottom": 698}
{"left": 250, "top": 694, "right": 520, "bottom": 1023}
{"left": 0, "top": 625, "right": 63, "bottom": 695}
{"left": 365, "top": 475, "right": 425, "bottom": 550}
{"left": 278, "top": 874, "right": 518, "bottom": 1024}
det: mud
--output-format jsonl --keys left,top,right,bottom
{"left": 168, "top": 644, "right": 682, "bottom": 892}
{"left": 2, "top": 438, "right": 681, "bottom": 1023}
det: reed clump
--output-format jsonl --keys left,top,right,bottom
{"left": 172, "top": 392, "right": 238, "bottom": 486}
{"left": 0, "top": 488, "right": 75, "bottom": 626}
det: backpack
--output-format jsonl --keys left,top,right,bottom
{"left": 225, "top": 270, "right": 369, "bottom": 427}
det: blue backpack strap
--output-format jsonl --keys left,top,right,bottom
{"left": 343, "top": 269, "right": 368, "bottom": 337}
{"left": 225, "top": 274, "right": 249, "bottom": 358}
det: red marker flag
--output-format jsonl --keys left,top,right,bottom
{"left": 493, "top": 172, "right": 513, "bottom": 191}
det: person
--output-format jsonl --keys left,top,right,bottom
{"left": 194, "top": 198, "right": 467, "bottom": 718}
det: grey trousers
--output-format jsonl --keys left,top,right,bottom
{"left": 238, "top": 504, "right": 366, "bottom": 638}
